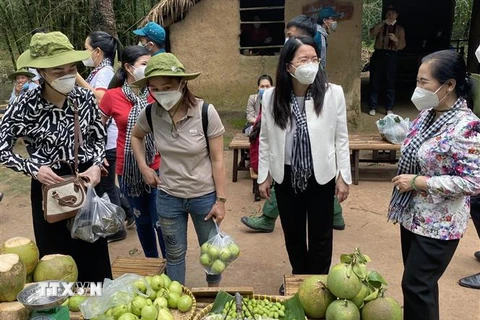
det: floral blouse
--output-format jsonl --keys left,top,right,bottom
{"left": 400, "top": 102, "right": 480, "bottom": 240}
{"left": 0, "top": 86, "right": 105, "bottom": 179}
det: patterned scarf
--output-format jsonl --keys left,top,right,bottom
{"left": 85, "top": 58, "right": 112, "bottom": 83}
{"left": 388, "top": 97, "right": 464, "bottom": 222}
{"left": 121, "top": 82, "right": 156, "bottom": 197}
{"left": 291, "top": 91, "right": 314, "bottom": 193}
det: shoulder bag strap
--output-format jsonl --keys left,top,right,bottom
{"left": 73, "top": 101, "right": 81, "bottom": 173}
{"left": 202, "top": 102, "right": 209, "bottom": 153}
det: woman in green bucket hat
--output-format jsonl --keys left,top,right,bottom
{"left": 130, "top": 53, "right": 227, "bottom": 286}
{"left": 0, "top": 31, "right": 112, "bottom": 282}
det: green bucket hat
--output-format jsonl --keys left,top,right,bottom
{"left": 16, "top": 31, "right": 90, "bottom": 69}
{"left": 8, "top": 68, "right": 35, "bottom": 81}
{"left": 132, "top": 53, "right": 200, "bottom": 87}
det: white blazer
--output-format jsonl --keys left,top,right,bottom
{"left": 258, "top": 84, "right": 352, "bottom": 185}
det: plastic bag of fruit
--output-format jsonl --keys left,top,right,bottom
{"left": 199, "top": 222, "right": 241, "bottom": 275}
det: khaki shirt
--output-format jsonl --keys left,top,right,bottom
{"left": 137, "top": 99, "right": 225, "bottom": 198}
{"left": 371, "top": 22, "right": 406, "bottom": 51}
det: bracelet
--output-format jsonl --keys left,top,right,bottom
{"left": 411, "top": 175, "right": 421, "bottom": 192}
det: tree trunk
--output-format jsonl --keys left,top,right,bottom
{"left": 89, "top": 0, "right": 118, "bottom": 38}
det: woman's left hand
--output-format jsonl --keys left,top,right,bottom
{"left": 205, "top": 201, "right": 225, "bottom": 225}
{"left": 78, "top": 165, "right": 101, "bottom": 187}
{"left": 336, "top": 175, "right": 349, "bottom": 203}
{"left": 392, "top": 174, "right": 416, "bottom": 193}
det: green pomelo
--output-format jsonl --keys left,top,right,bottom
{"left": 33, "top": 254, "right": 78, "bottom": 282}
{"left": 327, "top": 263, "right": 362, "bottom": 299}
{"left": 351, "top": 283, "right": 370, "bottom": 308}
{"left": 0, "top": 253, "right": 26, "bottom": 302}
{"left": 68, "top": 295, "right": 87, "bottom": 312}
{"left": 298, "top": 275, "right": 335, "bottom": 319}
{"left": 325, "top": 299, "right": 360, "bottom": 320}
{"left": 361, "top": 296, "right": 402, "bottom": 320}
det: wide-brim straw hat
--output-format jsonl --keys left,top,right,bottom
{"left": 16, "top": 31, "right": 90, "bottom": 69}
{"left": 132, "top": 53, "right": 200, "bottom": 87}
{"left": 8, "top": 68, "right": 36, "bottom": 81}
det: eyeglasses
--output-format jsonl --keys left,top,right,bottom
{"left": 291, "top": 57, "right": 320, "bottom": 66}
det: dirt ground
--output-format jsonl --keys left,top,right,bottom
{"left": 0, "top": 100, "right": 479, "bottom": 319}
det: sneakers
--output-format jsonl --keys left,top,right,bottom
{"left": 125, "top": 216, "right": 136, "bottom": 229}
{"left": 368, "top": 109, "right": 376, "bottom": 116}
{"left": 386, "top": 110, "right": 394, "bottom": 115}
{"left": 107, "top": 228, "right": 127, "bottom": 243}
{"left": 240, "top": 215, "right": 275, "bottom": 232}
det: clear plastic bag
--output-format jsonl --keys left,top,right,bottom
{"left": 80, "top": 273, "right": 150, "bottom": 319}
{"left": 199, "top": 222, "right": 241, "bottom": 275}
{"left": 69, "top": 186, "right": 125, "bottom": 243}
{"left": 376, "top": 114, "right": 410, "bottom": 145}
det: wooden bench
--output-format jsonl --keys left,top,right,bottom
{"left": 349, "top": 133, "right": 400, "bottom": 185}
{"left": 228, "top": 133, "right": 250, "bottom": 182}
{"left": 250, "top": 168, "right": 261, "bottom": 201}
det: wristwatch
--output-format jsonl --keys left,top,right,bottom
{"left": 216, "top": 197, "right": 227, "bottom": 203}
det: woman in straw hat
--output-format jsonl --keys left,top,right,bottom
{"left": 8, "top": 68, "right": 38, "bottom": 103}
{"left": 131, "top": 53, "right": 227, "bottom": 286}
{"left": 0, "top": 31, "right": 112, "bottom": 282}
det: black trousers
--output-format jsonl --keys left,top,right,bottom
{"left": 96, "top": 148, "right": 120, "bottom": 207}
{"left": 31, "top": 162, "right": 112, "bottom": 282}
{"left": 401, "top": 226, "right": 459, "bottom": 320}
{"left": 275, "top": 166, "right": 335, "bottom": 274}
{"left": 369, "top": 50, "right": 397, "bottom": 110}
{"left": 470, "top": 195, "right": 480, "bottom": 239}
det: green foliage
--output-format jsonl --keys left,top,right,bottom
{"left": 452, "top": 0, "right": 474, "bottom": 40}
{"left": 361, "top": 0, "right": 382, "bottom": 47}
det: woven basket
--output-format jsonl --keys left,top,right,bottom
{"left": 172, "top": 286, "right": 197, "bottom": 320}
{"left": 192, "top": 294, "right": 306, "bottom": 320}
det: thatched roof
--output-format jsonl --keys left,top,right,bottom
{"left": 140, "top": 0, "right": 202, "bottom": 28}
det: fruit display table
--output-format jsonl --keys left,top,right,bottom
{"left": 110, "top": 257, "right": 166, "bottom": 279}
{"left": 283, "top": 274, "right": 314, "bottom": 297}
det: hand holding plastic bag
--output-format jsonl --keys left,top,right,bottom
{"left": 199, "top": 222, "right": 241, "bottom": 275}
{"left": 376, "top": 114, "right": 410, "bottom": 145}
{"left": 69, "top": 186, "right": 99, "bottom": 243}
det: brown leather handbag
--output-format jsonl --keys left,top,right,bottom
{"left": 42, "top": 102, "right": 87, "bottom": 223}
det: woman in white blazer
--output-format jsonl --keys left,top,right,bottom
{"left": 258, "top": 36, "right": 351, "bottom": 276}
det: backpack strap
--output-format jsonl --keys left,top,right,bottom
{"left": 202, "top": 102, "right": 209, "bottom": 153}
{"left": 146, "top": 104, "right": 153, "bottom": 131}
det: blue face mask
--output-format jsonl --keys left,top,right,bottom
{"left": 258, "top": 88, "right": 265, "bottom": 96}
{"left": 22, "top": 82, "right": 29, "bottom": 91}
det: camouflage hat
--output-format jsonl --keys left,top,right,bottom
{"left": 132, "top": 53, "right": 200, "bottom": 87}
{"left": 16, "top": 31, "right": 90, "bottom": 69}
{"left": 8, "top": 68, "right": 35, "bottom": 81}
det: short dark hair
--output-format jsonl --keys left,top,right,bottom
{"left": 274, "top": 36, "right": 328, "bottom": 130}
{"left": 257, "top": 74, "right": 273, "bottom": 86}
{"left": 31, "top": 27, "right": 48, "bottom": 35}
{"left": 88, "top": 31, "right": 122, "bottom": 63}
{"left": 109, "top": 45, "right": 150, "bottom": 89}
{"left": 286, "top": 15, "right": 317, "bottom": 39}
{"left": 422, "top": 50, "right": 471, "bottom": 101}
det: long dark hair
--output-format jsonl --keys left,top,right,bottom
{"left": 88, "top": 31, "right": 121, "bottom": 63}
{"left": 422, "top": 50, "right": 472, "bottom": 107}
{"left": 273, "top": 36, "right": 328, "bottom": 130}
{"left": 109, "top": 46, "right": 149, "bottom": 89}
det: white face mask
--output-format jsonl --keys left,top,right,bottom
{"left": 82, "top": 53, "right": 95, "bottom": 67}
{"left": 329, "top": 21, "right": 338, "bottom": 31}
{"left": 48, "top": 74, "right": 76, "bottom": 95}
{"left": 132, "top": 65, "right": 147, "bottom": 81}
{"left": 285, "top": 37, "right": 289, "bottom": 44}
{"left": 476, "top": 44, "right": 480, "bottom": 63}
{"left": 411, "top": 83, "right": 448, "bottom": 111}
{"left": 151, "top": 85, "right": 183, "bottom": 111}
{"left": 290, "top": 62, "right": 319, "bottom": 85}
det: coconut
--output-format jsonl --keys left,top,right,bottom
{"left": 327, "top": 263, "right": 362, "bottom": 299}
{"left": 0, "top": 237, "right": 39, "bottom": 278}
{"left": 0, "top": 301, "right": 31, "bottom": 320}
{"left": 0, "top": 253, "right": 26, "bottom": 302}
{"left": 33, "top": 254, "right": 78, "bottom": 282}
{"left": 298, "top": 275, "right": 335, "bottom": 319}
{"left": 361, "top": 296, "right": 402, "bottom": 320}
{"left": 325, "top": 299, "right": 360, "bottom": 320}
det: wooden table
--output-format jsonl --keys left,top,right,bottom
{"left": 228, "top": 133, "right": 250, "bottom": 182}
{"left": 349, "top": 133, "right": 401, "bottom": 185}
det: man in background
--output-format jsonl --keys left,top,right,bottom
{"left": 368, "top": 5, "right": 406, "bottom": 116}
{"left": 134, "top": 22, "right": 167, "bottom": 56}
{"left": 315, "top": 6, "right": 341, "bottom": 69}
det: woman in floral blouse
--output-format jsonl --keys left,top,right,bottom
{"left": 389, "top": 50, "right": 480, "bottom": 320}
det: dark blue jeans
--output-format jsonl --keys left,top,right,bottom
{"left": 118, "top": 176, "right": 166, "bottom": 258}
{"left": 156, "top": 190, "right": 220, "bottom": 285}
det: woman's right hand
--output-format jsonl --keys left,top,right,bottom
{"left": 37, "top": 166, "right": 64, "bottom": 185}
{"left": 259, "top": 175, "right": 272, "bottom": 199}
{"left": 141, "top": 167, "right": 161, "bottom": 188}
